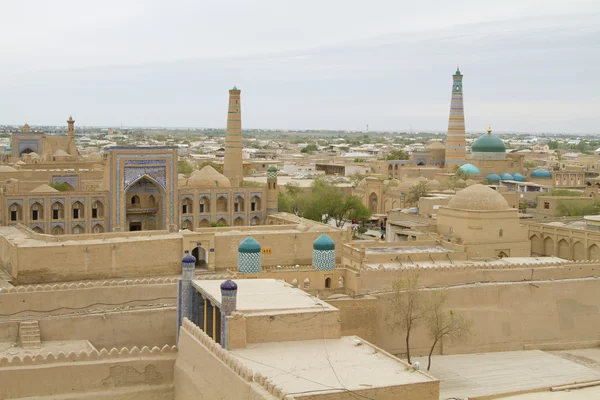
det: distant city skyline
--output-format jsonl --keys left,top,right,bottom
{"left": 1, "top": 0, "right": 599, "bottom": 133}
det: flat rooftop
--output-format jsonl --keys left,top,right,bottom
{"left": 363, "top": 256, "right": 569, "bottom": 270}
{"left": 366, "top": 245, "right": 450, "bottom": 255}
{"left": 417, "top": 350, "right": 600, "bottom": 399}
{"left": 191, "top": 279, "right": 337, "bottom": 316}
{"left": 231, "top": 336, "right": 436, "bottom": 396}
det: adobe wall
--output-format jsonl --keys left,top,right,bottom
{"left": 373, "top": 277, "right": 600, "bottom": 358}
{"left": 238, "top": 268, "right": 353, "bottom": 295}
{"left": 296, "top": 382, "right": 438, "bottom": 400}
{"left": 326, "top": 297, "right": 378, "bottom": 343}
{"left": 0, "top": 234, "right": 18, "bottom": 278}
{"left": 174, "top": 320, "right": 277, "bottom": 399}
{"left": 0, "top": 345, "right": 176, "bottom": 400}
{"left": 12, "top": 235, "right": 182, "bottom": 283}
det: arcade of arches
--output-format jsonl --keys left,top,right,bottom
{"left": 125, "top": 177, "right": 164, "bottom": 231}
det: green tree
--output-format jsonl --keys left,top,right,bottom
{"left": 425, "top": 291, "right": 473, "bottom": 371}
{"left": 197, "top": 160, "right": 223, "bottom": 173}
{"left": 300, "top": 144, "right": 319, "bottom": 153}
{"left": 386, "top": 271, "right": 423, "bottom": 364}
{"left": 348, "top": 172, "right": 365, "bottom": 188}
{"left": 406, "top": 182, "right": 428, "bottom": 205}
{"left": 386, "top": 150, "right": 409, "bottom": 161}
{"left": 548, "top": 140, "right": 560, "bottom": 150}
{"left": 49, "top": 182, "right": 72, "bottom": 192}
{"left": 209, "top": 221, "right": 228, "bottom": 227}
{"left": 177, "top": 160, "right": 194, "bottom": 174}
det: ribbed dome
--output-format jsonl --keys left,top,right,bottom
{"left": 447, "top": 184, "right": 510, "bottom": 211}
{"left": 220, "top": 279, "right": 238, "bottom": 291}
{"left": 512, "top": 173, "right": 525, "bottom": 182}
{"left": 458, "top": 163, "right": 480, "bottom": 175}
{"left": 267, "top": 165, "right": 278, "bottom": 172}
{"left": 182, "top": 252, "right": 196, "bottom": 263}
{"left": 238, "top": 237, "right": 261, "bottom": 253}
{"left": 471, "top": 132, "right": 506, "bottom": 153}
{"left": 500, "top": 173, "right": 514, "bottom": 181}
{"left": 186, "top": 165, "right": 231, "bottom": 188}
{"left": 313, "top": 234, "right": 335, "bottom": 251}
{"left": 485, "top": 173, "right": 501, "bottom": 183}
{"left": 531, "top": 168, "right": 551, "bottom": 178}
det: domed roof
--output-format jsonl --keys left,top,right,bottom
{"left": 313, "top": 234, "right": 335, "bottom": 251}
{"left": 485, "top": 173, "right": 501, "bottom": 183}
{"left": 426, "top": 141, "right": 446, "bottom": 150}
{"left": 512, "top": 173, "right": 525, "bottom": 182}
{"left": 239, "top": 237, "right": 261, "bottom": 253}
{"left": 186, "top": 165, "right": 231, "bottom": 188}
{"left": 500, "top": 173, "right": 514, "bottom": 181}
{"left": 447, "top": 184, "right": 510, "bottom": 211}
{"left": 182, "top": 251, "right": 196, "bottom": 263}
{"left": 471, "top": 128, "right": 506, "bottom": 153}
{"left": 458, "top": 163, "right": 480, "bottom": 175}
{"left": 531, "top": 168, "right": 551, "bottom": 178}
{"left": 387, "top": 179, "right": 401, "bottom": 187}
{"left": 267, "top": 165, "right": 278, "bottom": 172}
{"left": 426, "top": 179, "right": 441, "bottom": 188}
{"left": 220, "top": 279, "right": 238, "bottom": 291}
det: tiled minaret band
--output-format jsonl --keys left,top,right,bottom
{"left": 223, "top": 87, "right": 243, "bottom": 187}
{"left": 313, "top": 234, "right": 336, "bottom": 271}
{"left": 445, "top": 67, "right": 466, "bottom": 168}
{"left": 238, "top": 236, "right": 262, "bottom": 273}
{"left": 266, "top": 165, "right": 278, "bottom": 214}
{"left": 219, "top": 279, "right": 238, "bottom": 349}
{"left": 176, "top": 250, "right": 196, "bottom": 344}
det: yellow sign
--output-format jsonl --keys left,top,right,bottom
{"left": 262, "top": 248, "right": 272, "bottom": 255}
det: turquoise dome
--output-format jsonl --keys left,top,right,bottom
{"left": 512, "top": 173, "right": 525, "bottom": 182}
{"left": 485, "top": 173, "right": 501, "bottom": 183}
{"left": 471, "top": 132, "right": 506, "bottom": 153}
{"left": 500, "top": 173, "right": 514, "bottom": 181}
{"left": 238, "top": 237, "right": 261, "bottom": 253}
{"left": 5, "top": 147, "right": 10, "bottom": 151}
{"left": 531, "top": 168, "right": 551, "bottom": 179}
{"left": 267, "top": 165, "right": 278, "bottom": 172}
{"left": 313, "top": 234, "right": 335, "bottom": 251}
{"left": 458, "top": 163, "right": 480, "bottom": 175}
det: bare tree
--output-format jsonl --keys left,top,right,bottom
{"left": 424, "top": 291, "right": 473, "bottom": 371}
{"left": 385, "top": 270, "right": 423, "bottom": 364}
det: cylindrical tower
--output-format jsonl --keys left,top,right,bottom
{"left": 219, "top": 279, "right": 238, "bottom": 349}
{"left": 67, "top": 116, "right": 75, "bottom": 138}
{"left": 444, "top": 67, "right": 466, "bottom": 168}
{"left": 176, "top": 250, "right": 196, "bottom": 344}
{"left": 223, "top": 87, "right": 243, "bottom": 188}
{"left": 266, "top": 165, "right": 278, "bottom": 215}
{"left": 313, "top": 234, "right": 336, "bottom": 271}
{"left": 238, "top": 236, "right": 261, "bottom": 273}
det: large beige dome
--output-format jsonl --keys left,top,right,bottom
{"left": 186, "top": 165, "right": 230, "bottom": 189}
{"left": 447, "top": 184, "right": 510, "bottom": 211}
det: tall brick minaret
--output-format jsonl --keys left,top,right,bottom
{"left": 67, "top": 116, "right": 75, "bottom": 138}
{"left": 444, "top": 67, "right": 466, "bottom": 168}
{"left": 223, "top": 87, "right": 243, "bottom": 188}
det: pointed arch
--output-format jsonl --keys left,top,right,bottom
{"left": 51, "top": 225, "right": 64, "bottom": 235}
{"left": 30, "top": 202, "right": 43, "bottom": 221}
{"left": 557, "top": 238, "right": 570, "bottom": 259}
{"left": 543, "top": 236, "right": 554, "bottom": 256}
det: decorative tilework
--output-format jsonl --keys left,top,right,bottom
{"left": 17, "top": 139, "right": 40, "bottom": 154}
{"left": 52, "top": 175, "right": 78, "bottom": 190}
{"left": 51, "top": 222, "right": 65, "bottom": 229}
{"left": 29, "top": 223, "right": 44, "bottom": 230}
{"left": 238, "top": 252, "right": 261, "bottom": 273}
{"left": 181, "top": 216, "right": 192, "bottom": 222}
{"left": 250, "top": 192, "right": 262, "bottom": 199}
{"left": 71, "top": 222, "right": 84, "bottom": 229}
{"left": 70, "top": 197, "right": 85, "bottom": 205}
{"left": 29, "top": 199, "right": 44, "bottom": 206}
{"left": 234, "top": 193, "right": 245, "bottom": 200}
{"left": 313, "top": 249, "right": 335, "bottom": 271}
{"left": 181, "top": 194, "right": 193, "bottom": 201}
{"left": 8, "top": 199, "right": 23, "bottom": 206}
{"left": 124, "top": 159, "right": 167, "bottom": 165}
{"left": 216, "top": 194, "right": 228, "bottom": 200}
{"left": 124, "top": 166, "right": 167, "bottom": 190}
{"left": 216, "top": 214, "right": 229, "bottom": 222}
{"left": 50, "top": 198, "right": 65, "bottom": 205}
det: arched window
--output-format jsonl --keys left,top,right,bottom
{"left": 31, "top": 203, "right": 43, "bottom": 221}
{"left": 92, "top": 224, "right": 104, "bottom": 233}
{"left": 198, "top": 218, "right": 210, "bottom": 228}
{"left": 217, "top": 196, "right": 228, "bottom": 212}
{"left": 148, "top": 195, "right": 156, "bottom": 207}
{"left": 9, "top": 204, "right": 22, "bottom": 222}
{"left": 251, "top": 196, "right": 261, "bottom": 212}
{"left": 199, "top": 197, "right": 210, "bottom": 213}
{"left": 52, "top": 202, "right": 64, "bottom": 220}
{"left": 52, "top": 226, "right": 64, "bottom": 235}
{"left": 72, "top": 201, "right": 84, "bottom": 219}
{"left": 92, "top": 201, "right": 104, "bottom": 218}
{"left": 234, "top": 196, "right": 244, "bottom": 212}
{"left": 325, "top": 277, "right": 332, "bottom": 289}
{"left": 303, "top": 278, "right": 310, "bottom": 289}
{"left": 499, "top": 229, "right": 503, "bottom": 237}
{"left": 181, "top": 219, "right": 192, "bottom": 230}
{"left": 291, "top": 278, "right": 298, "bottom": 288}
{"left": 233, "top": 217, "right": 244, "bottom": 226}
{"left": 338, "top": 277, "right": 344, "bottom": 288}
{"left": 182, "top": 198, "right": 192, "bottom": 214}
{"left": 131, "top": 195, "right": 140, "bottom": 206}
{"left": 73, "top": 225, "right": 83, "bottom": 234}
{"left": 32, "top": 226, "right": 43, "bottom": 234}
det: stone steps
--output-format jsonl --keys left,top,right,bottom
{"left": 19, "top": 320, "right": 41, "bottom": 349}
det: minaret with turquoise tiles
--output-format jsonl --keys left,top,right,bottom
{"left": 238, "top": 236, "right": 262, "bottom": 273}
{"left": 176, "top": 250, "right": 196, "bottom": 344}
{"left": 444, "top": 66, "right": 466, "bottom": 169}
{"left": 313, "top": 234, "right": 335, "bottom": 271}
{"left": 267, "top": 165, "right": 278, "bottom": 215}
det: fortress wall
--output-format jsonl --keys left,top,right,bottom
{"left": 13, "top": 235, "right": 182, "bottom": 284}
{"left": 0, "top": 345, "right": 176, "bottom": 400}
{"left": 240, "top": 268, "right": 352, "bottom": 295}
{"left": 0, "top": 234, "right": 18, "bottom": 278}
{"left": 358, "top": 261, "right": 599, "bottom": 292}
{"left": 174, "top": 319, "right": 276, "bottom": 400}
{"left": 0, "top": 280, "right": 177, "bottom": 318}
{"left": 326, "top": 297, "right": 378, "bottom": 343}
{"left": 373, "top": 278, "right": 600, "bottom": 358}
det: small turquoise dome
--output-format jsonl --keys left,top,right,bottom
{"left": 238, "top": 237, "right": 261, "bottom": 253}
{"left": 267, "top": 165, "right": 277, "bottom": 172}
{"left": 182, "top": 251, "right": 196, "bottom": 264}
{"left": 458, "top": 163, "right": 480, "bottom": 175}
{"left": 485, "top": 173, "right": 501, "bottom": 183}
{"left": 512, "top": 173, "right": 525, "bottom": 182}
{"left": 531, "top": 168, "right": 551, "bottom": 178}
{"left": 471, "top": 131, "right": 506, "bottom": 153}
{"left": 5, "top": 147, "right": 10, "bottom": 151}
{"left": 500, "top": 173, "right": 514, "bottom": 181}
{"left": 313, "top": 234, "right": 335, "bottom": 251}
{"left": 220, "top": 279, "right": 238, "bottom": 291}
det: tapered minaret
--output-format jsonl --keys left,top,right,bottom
{"left": 67, "top": 116, "right": 75, "bottom": 137}
{"left": 223, "top": 87, "right": 243, "bottom": 188}
{"left": 444, "top": 67, "right": 466, "bottom": 168}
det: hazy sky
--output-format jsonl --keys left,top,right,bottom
{"left": 1, "top": 0, "right": 599, "bottom": 133}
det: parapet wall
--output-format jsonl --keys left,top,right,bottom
{"left": 0, "top": 345, "right": 176, "bottom": 400}
{"left": 174, "top": 319, "right": 285, "bottom": 399}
